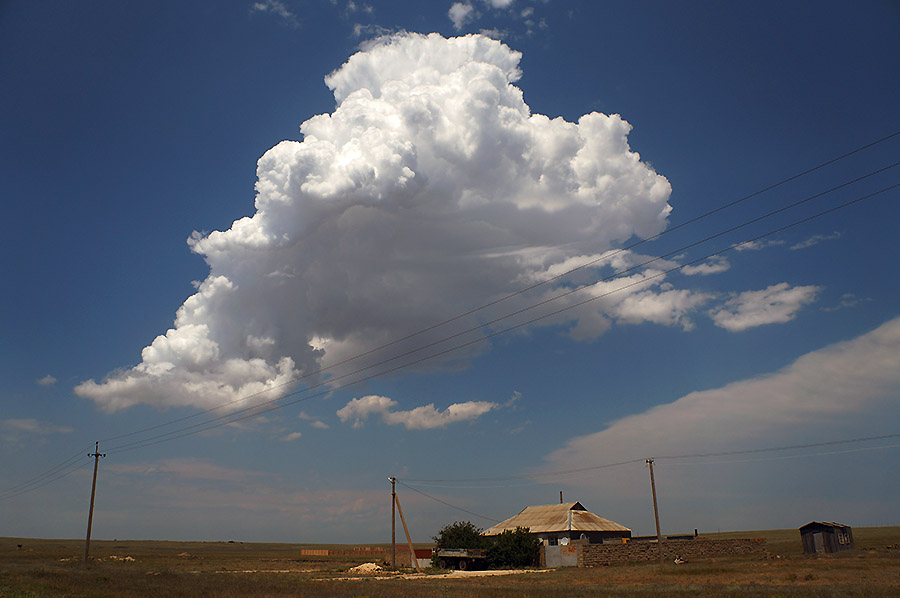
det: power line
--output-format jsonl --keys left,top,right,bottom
{"left": 0, "top": 445, "right": 94, "bottom": 500}
{"left": 95, "top": 162, "right": 899, "bottom": 451}
{"left": 401, "top": 458, "right": 647, "bottom": 484}
{"left": 103, "top": 180, "right": 899, "bottom": 455}
{"left": 0, "top": 459, "right": 92, "bottom": 501}
{"left": 397, "top": 432, "right": 900, "bottom": 486}
{"left": 656, "top": 431, "right": 900, "bottom": 461}
{"left": 396, "top": 479, "right": 500, "bottom": 523}
{"left": 97, "top": 131, "right": 900, "bottom": 446}
{"left": 6, "top": 132, "right": 899, "bottom": 496}
{"left": 661, "top": 442, "right": 900, "bottom": 466}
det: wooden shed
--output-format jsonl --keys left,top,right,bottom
{"left": 799, "top": 521, "right": 854, "bottom": 554}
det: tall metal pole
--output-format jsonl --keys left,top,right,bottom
{"left": 647, "top": 458, "right": 664, "bottom": 566}
{"left": 84, "top": 441, "right": 105, "bottom": 564}
{"left": 390, "top": 477, "right": 396, "bottom": 570}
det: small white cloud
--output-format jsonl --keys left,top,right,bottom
{"left": 790, "top": 231, "right": 842, "bottom": 250}
{"left": 281, "top": 432, "right": 303, "bottom": 442}
{"left": 612, "top": 288, "right": 713, "bottom": 331}
{"left": 351, "top": 22, "right": 392, "bottom": 38}
{"left": 109, "top": 457, "right": 262, "bottom": 483}
{"left": 733, "top": 239, "right": 785, "bottom": 252}
{"left": 681, "top": 256, "right": 730, "bottom": 276}
{"left": 478, "top": 27, "right": 506, "bottom": 40}
{"left": 448, "top": 2, "right": 475, "bottom": 30}
{"left": 337, "top": 394, "right": 497, "bottom": 429}
{"left": 710, "top": 283, "right": 820, "bottom": 332}
{"left": 36, "top": 375, "right": 57, "bottom": 386}
{"left": 503, "top": 390, "right": 522, "bottom": 408}
{"left": 343, "top": 0, "right": 376, "bottom": 21}
{"left": 2, "top": 419, "right": 73, "bottom": 434}
{"left": 1, "top": 419, "right": 73, "bottom": 444}
{"left": 509, "top": 420, "right": 531, "bottom": 435}
{"left": 337, "top": 395, "right": 396, "bottom": 428}
{"left": 822, "top": 293, "right": 871, "bottom": 313}
{"left": 300, "top": 411, "right": 330, "bottom": 429}
{"left": 344, "top": 1, "right": 374, "bottom": 14}
{"left": 250, "top": 0, "right": 299, "bottom": 27}
{"left": 486, "top": 0, "right": 513, "bottom": 7}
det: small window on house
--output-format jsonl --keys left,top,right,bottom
{"left": 548, "top": 537, "right": 558, "bottom": 546}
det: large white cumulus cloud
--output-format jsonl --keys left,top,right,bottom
{"left": 76, "top": 33, "right": 672, "bottom": 412}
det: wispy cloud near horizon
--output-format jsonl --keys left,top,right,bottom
{"left": 545, "top": 315, "right": 900, "bottom": 469}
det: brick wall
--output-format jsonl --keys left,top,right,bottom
{"left": 577, "top": 538, "right": 767, "bottom": 566}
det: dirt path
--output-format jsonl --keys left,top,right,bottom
{"left": 402, "top": 569, "right": 551, "bottom": 579}
{"left": 344, "top": 569, "right": 551, "bottom": 581}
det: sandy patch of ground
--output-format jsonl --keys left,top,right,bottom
{"left": 356, "top": 569, "right": 552, "bottom": 581}
{"left": 407, "top": 569, "right": 551, "bottom": 579}
{"left": 335, "top": 568, "right": 551, "bottom": 581}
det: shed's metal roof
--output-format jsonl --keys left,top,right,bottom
{"left": 799, "top": 521, "right": 851, "bottom": 531}
{"left": 483, "top": 502, "right": 631, "bottom": 536}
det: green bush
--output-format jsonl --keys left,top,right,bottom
{"left": 432, "top": 521, "right": 489, "bottom": 551}
{"left": 431, "top": 521, "right": 489, "bottom": 567}
{"left": 486, "top": 527, "right": 540, "bottom": 568}
{"left": 431, "top": 522, "right": 540, "bottom": 568}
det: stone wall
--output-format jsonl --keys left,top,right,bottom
{"left": 577, "top": 538, "right": 767, "bottom": 567}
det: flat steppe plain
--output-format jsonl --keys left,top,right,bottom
{"left": 2, "top": 527, "right": 899, "bottom": 597}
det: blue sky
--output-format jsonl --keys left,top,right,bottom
{"left": 2, "top": 0, "right": 899, "bottom": 544}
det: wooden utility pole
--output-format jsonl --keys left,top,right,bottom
{"left": 84, "top": 441, "right": 105, "bottom": 564}
{"left": 393, "top": 491, "right": 422, "bottom": 572}
{"left": 646, "top": 458, "right": 664, "bottom": 566}
{"left": 389, "top": 477, "right": 396, "bottom": 570}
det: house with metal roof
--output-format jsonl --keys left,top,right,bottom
{"left": 483, "top": 501, "right": 631, "bottom": 546}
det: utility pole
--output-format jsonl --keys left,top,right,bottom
{"left": 646, "top": 458, "right": 664, "bottom": 567}
{"left": 393, "top": 490, "right": 422, "bottom": 573}
{"left": 84, "top": 441, "right": 105, "bottom": 564}
{"left": 389, "top": 477, "right": 396, "bottom": 570}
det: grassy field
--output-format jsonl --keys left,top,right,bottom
{"left": 2, "top": 528, "right": 899, "bottom": 597}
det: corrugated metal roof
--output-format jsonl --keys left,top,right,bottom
{"left": 799, "top": 521, "right": 851, "bottom": 531}
{"left": 483, "top": 502, "right": 631, "bottom": 536}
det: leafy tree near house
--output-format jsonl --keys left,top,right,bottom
{"left": 431, "top": 521, "right": 488, "bottom": 567}
{"left": 432, "top": 521, "right": 539, "bottom": 568}
{"left": 432, "top": 521, "right": 489, "bottom": 550}
{"left": 486, "top": 526, "right": 541, "bottom": 568}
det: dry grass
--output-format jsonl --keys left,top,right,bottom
{"left": 2, "top": 528, "right": 899, "bottom": 597}
{"left": 704, "top": 525, "right": 900, "bottom": 555}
